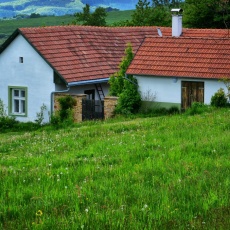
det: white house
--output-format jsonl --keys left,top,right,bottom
{"left": 127, "top": 12, "right": 230, "bottom": 110}
{"left": 0, "top": 26, "right": 160, "bottom": 122}
{"left": 0, "top": 12, "right": 229, "bottom": 122}
{"left": 127, "top": 36, "right": 230, "bottom": 110}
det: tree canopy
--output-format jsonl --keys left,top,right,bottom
{"left": 129, "top": 0, "right": 182, "bottom": 27}
{"left": 74, "top": 4, "right": 107, "bottom": 26}
{"left": 184, "top": 0, "right": 230, "bottom": 29}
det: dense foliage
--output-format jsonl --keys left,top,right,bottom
{"left": 184, "top": 0, "right": 230, "bottom": 29}
{"left": 109, "top": 44, "right": 142, "bottom": 114}
{"left": 74, "top": 4, "right": 107, "bottom": 26}
{"left": 211, "top": 88, "right": 228, "bottom": 107}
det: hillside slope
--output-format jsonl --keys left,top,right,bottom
{"left": 0, "top": 0, "right": 136, "bottom": 18}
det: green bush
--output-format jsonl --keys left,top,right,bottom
{"left": 58, "top": 95, "right": 76, "bottom": 122}
{"left": 0, "top": 116, "right": 19, "bottom": 132}
{"left": 211, "top": 88, "right": 228, "bottom": 107}
{"left": 185, "top": 102, "right": 210, "bottom": 115}
{"left": 168, "top": 106, "right": 180, "bottom": 115}
{"left": 115, "top": 76, "right": 141, "bottom": 115}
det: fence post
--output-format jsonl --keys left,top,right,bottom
{"left": 104, "top": 96, "right": 118, "bottom": 120}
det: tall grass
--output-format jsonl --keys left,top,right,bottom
{"left": 1, "top": 109, "right": 230, "bottom": 229}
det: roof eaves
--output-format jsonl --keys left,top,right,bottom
{"left": 0, "top": 28, "right": 20, "bottom": 54}
{"left": 68, "top": 78, "right": 109, "bottom": 86}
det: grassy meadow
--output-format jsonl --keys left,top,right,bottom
{"left": 0, "top": 10, "right": 134, "bottom": 45}
{"left": 1, "top": 109, "right": 230, "bottom": 229}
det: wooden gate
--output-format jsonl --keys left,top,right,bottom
{"left": 181, "top": 81, "right": 204, "bottom": 110}
{"left": 82, "top": 99, "right": 104, "bottom": 121}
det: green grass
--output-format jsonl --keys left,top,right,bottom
{"left": 0, "top": 10, "right": 134, "bottom": 45}
{"left": 1, "top": 109, "right": 230, "bottom": 229}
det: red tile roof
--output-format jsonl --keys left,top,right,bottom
{"left": 126, "top": 37, "right": 230, "bottom": 79}
{"left": 159, "top": 27, "right": 230, "bottom": 38}
{"left": 18, "top": 26, "right": 159, "bottom": 83}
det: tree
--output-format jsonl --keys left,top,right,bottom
{"left": 131, "top": 0, "right": 152, "bottom": 26}
{"left": 74, "top": 4, "right": 107, "bottom": 26}
{"left": 109, "top": 43, "right": 134, "bottom": 96}
{"left": 184, "top": 0, "right": 230, "bottom": 29}
{"left": 109, "top": 44, "right": 142, "bottom": 114}
{"left": 130, "top": 0, "right": 182, "bottom": 27}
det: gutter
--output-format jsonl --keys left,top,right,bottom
{"left": 68, "top": 78, "right": 109, "bottom": 87}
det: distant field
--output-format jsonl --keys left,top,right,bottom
{"left": 0, "top": 10, "right": 134, "bottom": 45}
{"left": 1, "top": 109, "right": 230, "bottom": 229}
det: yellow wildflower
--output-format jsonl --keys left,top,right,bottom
{"left": 36, "top": 210, "right": 43, "bottom": 217}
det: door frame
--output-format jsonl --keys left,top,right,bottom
{"left": 181, "top": 81, "right": 204, "bottom": 110}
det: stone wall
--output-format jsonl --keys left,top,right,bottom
{"left": 104, "top": 96, "right": 118, "bottom": 120}
{"left": 54, "top": 94, "right": 118, "bottom": 122}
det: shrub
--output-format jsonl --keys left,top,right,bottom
{"left": 168, "top": 106, "right": 180, "bottom": 115}
{"left": 211, "top": 88, "right": 228, "bottom": 107}
{"left": 58, "top": 95, "right": 76, "bottom": 122}
{"left": 115, "top": 76, "right": 142, "bottom": 115}
{"left": 0, "top": 116, "right": 19, "bottom": 132}
{"left": 185, "top": 102, "right": 210, "bottom": 115}
{"left": 35, "top": 104, "right": 47, "bottom": 125}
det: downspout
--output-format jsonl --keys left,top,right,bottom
{"left": 50, "top": 84, "right": 70, "bottom": 115}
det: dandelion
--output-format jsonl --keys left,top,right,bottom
{"left": 36, "top": 210, "right": 43, "bottom": 217}
{"left": 85, "top": 208, "right": 89, "bottom": 213}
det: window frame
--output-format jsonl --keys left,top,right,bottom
{"left": 8, "top": 86, "right": 28, "bottom": 117}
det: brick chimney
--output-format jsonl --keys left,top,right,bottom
{"left": 171, "top": 9, "right": 183, "bottom": 37}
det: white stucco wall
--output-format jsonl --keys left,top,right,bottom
{"left": 135, "top": 75, "right": 227, "bottom": 105}
{"left": 0, "top": 34, "right": 55, "bottom": 123}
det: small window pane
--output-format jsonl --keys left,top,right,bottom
{"left": 21, "top": 90, "right": 25, "bottom": 98}
{"left": 21, "top": 100, "right": 25, "bottom": 113}
{"left": 14, "top": 100, "right": 19, "bottom": 113}
{"left": 14, "top": 90, "right": 19, "bottom": 97}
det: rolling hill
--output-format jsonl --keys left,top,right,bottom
{"left": 0, "top": 0, "right": 137, "bottom": 18}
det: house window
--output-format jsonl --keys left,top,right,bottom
{"left": 8, "top": 87, "right": 27, "bottom": 116}
{"left": 19, "top": 57, "right": 23, "bottom": 63}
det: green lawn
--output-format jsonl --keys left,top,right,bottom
{"left": 1, "top": 109, "right": 230, "bottom": 229}
{"left": 0, "top": 10, "right": 134, "bottom": 45}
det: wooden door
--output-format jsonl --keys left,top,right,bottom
{"left": 181, "top": 81, "right": 204, "bottom": 110}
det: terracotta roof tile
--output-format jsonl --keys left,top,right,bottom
{"left": 17, "top": 26, "right": 230, "bottom": 83}
{"left": 19, "top": 26, "right": 162, "bottom": 83}
{"left": 127, "top": 37, "right": 230, "bottom": 79}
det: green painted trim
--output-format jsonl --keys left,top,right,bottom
{"left": 141, "top": 101, "right": 181, "bottom": 110}
{"left": 8, "top": 86, "right": 28, "bottom": 117}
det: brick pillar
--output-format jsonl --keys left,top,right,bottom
{"left": 104, "top": 96, "right": 118, "bottom": 120}
{"left": 74, "top": 94, "right": 87, "bottom": 122}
